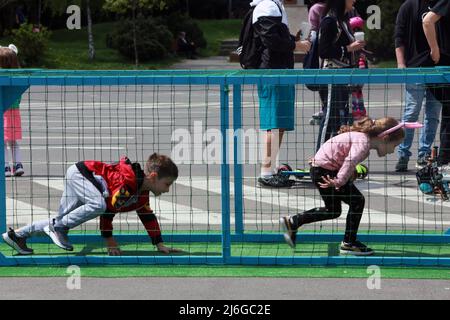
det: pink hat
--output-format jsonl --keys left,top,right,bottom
{"left": 349, "top": 16, "right": 364, "bottom": 30}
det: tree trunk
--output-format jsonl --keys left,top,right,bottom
{"left": 132, "top": 0, "right": 139, "bottom": 68}
{"left": 87, "top": 0, "right": 95, "bottom": 60}
{"left": 37, "top": 0, "right": 41, "bottom": 26}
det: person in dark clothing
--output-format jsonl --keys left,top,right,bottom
{"left": 251, "top": 0, "right": 311, "bottom": 188}
{"left": 176, "top": 31, "right": 197, "bottom": 59}
{"left": 15, "top": 6, "right": 26, "bottom": 27}
{"left": 316, "top": 0, "right": 365, "bottom": 151}
{"left": 423, "top": 0, "right": 450, "bottom": 166}
{"left": 307, "top": 1, "right": 328, "bottom": 126}
{"left": 423, "top": 0, "right": 450, "bottom": 65}
{"left": 394, "top": 0, "right": 442, "bottom": 172}
{"left": 253, "top": 0, "right": 306, "bottom": 69}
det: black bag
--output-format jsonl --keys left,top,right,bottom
{"left": 236, "top": 1, "right": 281, "bottom": 69}
{"left": 236, "top": 7, "right": 261, "bottom": 69}
{"left": 303, "top": 16, "right": 338, "bottom": 92}
{"left": 303, "top": 35, "right": 319, "bottom": 69}
{"left": 303, "top": 35, "right": 325, "bottom": 91}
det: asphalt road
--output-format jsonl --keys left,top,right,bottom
{"left": 0, "top": 277, "right": 449, "bottom": 300}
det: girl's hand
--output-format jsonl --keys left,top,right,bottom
{"left": 318, "top": 175, "right": 338, "bottom": 190}
{"left": 156, "top": 243, "right": 183, "bottom": 254}
{"left": 347, "top": 40, "right": 366, "bottom": 52}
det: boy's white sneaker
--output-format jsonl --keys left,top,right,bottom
{"left": 2, "top": 228, "right": 34, "bottom": 255}
{"left": 43, "top": 224, "right": 73, "bottom": 251}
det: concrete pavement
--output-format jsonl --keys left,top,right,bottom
{"left": 0, "top": 277, "right": 449, "bottom": 300}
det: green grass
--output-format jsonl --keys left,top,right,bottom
{"left": 196, "top": 19, "right": 241, "bottom": 56}
{"left": 372, "top": 59, "right": 397, "bottom": 68}
{"left": 1, "top": 20, "right": 241, "bottom": 70}
{"left": 1, "top": 23, "right": 177, "bottom": 70}
{"left": 41, "top": 22, "right": 179, "bottom": 70}
{"left": 1, "top": 265, "right": 450, "bottom": 279}
{"left": 1, "top": 241, "right": 450, "bottom": 279}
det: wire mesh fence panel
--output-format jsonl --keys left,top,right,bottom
{"left": 0, "top": 68, "right": 450, "bottom": 266}
{"left": 1, "top": 73, "right": 227, "bottom": 264}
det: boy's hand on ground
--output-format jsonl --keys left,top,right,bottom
{"left": 107, "top": 247, "right": 122, "bottom": 256}
{"left": 156, "top": 243, "right": 183, "bottom": 254}
{"left": 106, "top": 237, "right": 122, "bottom": 256}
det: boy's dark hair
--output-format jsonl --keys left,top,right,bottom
{"left": 145, "top": 153, "right": 178, "bottom": 179}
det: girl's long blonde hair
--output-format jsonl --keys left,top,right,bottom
{"left": 339, "top": 117, "right": 405, "bottom": 142}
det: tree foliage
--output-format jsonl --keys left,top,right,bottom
{"left": 107, "top": 16, "right": 173, "bottom": 61}
{"left": 365, "top": 0, "right": 403, "bottom": 61}
{"left": 42, "top": 0, "right": 104, "bottom": 16}
{"left": 103, "top": 0, "right": 175, "bottom": 14}
{"left": 12, "top": 23, "right": 51, "bottom": 66}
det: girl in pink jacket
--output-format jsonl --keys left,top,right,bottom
{"left": 281, "top": 117, "right": 421, "bottom": 256}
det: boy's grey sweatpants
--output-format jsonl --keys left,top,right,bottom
{"left": 16, "top": 164, "right": 107, "bottom": 238}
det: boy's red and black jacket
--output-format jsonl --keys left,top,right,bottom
{"left": 75, "top": 156, "right": 163, "bottom": 245}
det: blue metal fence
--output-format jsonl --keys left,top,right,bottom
{"left": 1, "top": 68, "right": 450, "bottom": 266}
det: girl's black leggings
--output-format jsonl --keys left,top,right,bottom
{"left": 291, "top": 166, "right": 365, "bottom": 243}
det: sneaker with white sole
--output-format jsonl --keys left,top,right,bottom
{"left": 258, "top": 174, "right": 295, "bottom": 188}
{"left": 2, "top": 228, "right": 34, "bottom": 255}
{"left": 43, "top": 224, "right": 73, "bottom": 251}
{"left": 13, "top": 163, "right": 24, "bottom": 177}
{"left": 415, "top": 154, "right": 431, "bottom": 169}
{"left": 5, "top": 166, "right": 11, "bottom": 177}
{"left": 340, "top": 240, "right": 374, "bottom": 256}
{"left": 280, "top": 216, "right": 297, "bottom": 248}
